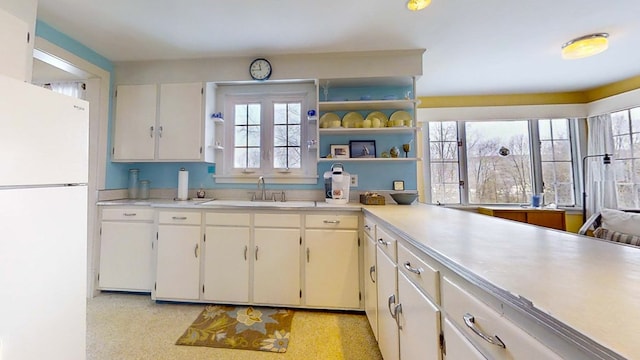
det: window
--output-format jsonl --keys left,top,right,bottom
{"left": 611, "top": 108, "right": 640, "bottom": 208}
{"left": 427, "top": 119, "right": 578, "bottom": 206}
{"left": 218, "top": 83, "right": 317, "bottom": 184}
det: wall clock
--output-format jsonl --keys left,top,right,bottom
{"left": 249, "top": 58, "right": 272, "bottom": 81}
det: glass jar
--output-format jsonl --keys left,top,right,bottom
{"left": 139, "top": 180, "right": 150, "bottom": 200}
{"left": 128, "top": 169, "right": 139, "bottom": 199}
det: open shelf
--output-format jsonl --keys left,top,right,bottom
{"left": 319, "top": 99, "right": 416, "bottom": 111}
{"left": 319, "top": 127, "right": 419, "bottom": 135}
{"left": 318, "top": 157, "right": 420, "bottom": 162}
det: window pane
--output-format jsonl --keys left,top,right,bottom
{"left": 614, "top": 134, "right": 631, "bottom": 157}
{"left": 234, "top": 148, "right": 247, "bottom": 168}
{"left": 617, "top": 184, "right": 635, "bottom": 208}
{"left": 248, "top": 104, "right": 261, "bottom": 125}
{"left": 540, "top": 140, "right": 553, "bottom": 161}
{"left": 274, "top": 125, "right": 287, "bottom": 146}
{"left": 273, "top": 148, "right": 287, "bottom": 168}
{"left": 551, "top": 119, "right": 569, "bottom": 139}
{"left": 466, "top": 121, "right": 531, "bottom": 204}
{"left": 429, "top": 121, "right": 457, "bottom": 141}
{"left": 247, "top": 126, "right": 260, "bottom": 147}
{"left": 633, "top": 134, "right": 640, "bottom": 157}
{"left": 274, "top": 103, "right": 287, "bottom": 124}
{"left": 553, "top": 162, "right": 574, "bottom": 183}
{"left": 235, "top": 126, "right": 247, "bottom": 146}
{"left": 555, "top": 184, "right": 575, "bottom": 205}
{"left": 430, "top": 142, "right": 458, "bottom": 161}
{"left": 288, "top": 148, "right": 301, "bottom": 168}
{"left": 235, "top": 104, "right": 247, "bottom": 124}
{"left": 247, "top": 148, "right": 261, "bottom": 168}
{"left": 288, "top": 103, "right": 301, "bottom": 124}
{"left": 539, "top": 119, "right": 551, "bottom": 140}
{"left": 288, "top": 125, "right": 300, "bottom": 146}
{"left": 611, "top": 110, "right": 630, "bottom": 135}
{"left": 631, "top": 108, "right": 640, "bottom": 132}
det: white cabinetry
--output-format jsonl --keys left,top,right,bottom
{"left": 377, "top": 245, "right": 399, "bottom": 360}
{"left": 253, "top": 213, "right": 301, "bottom": 306}
{"left": 0, "top": 8, "right": 29, "bottom": 81}
{"left": 304, "top": 214, "right": 360, "bottom": 309}
{"left": 363, "top": 218, "right": 378, "bottom": 339}
{"left": 441, "top": 276, "right": 562, "bottom": 360}
{"left": 113, "top": 82, "right": 213, "bottom": 162}
{"left": 443, "top": 318, "right": 487, "bottom": 360}
{"left": 98, "top": 207, "right": 154, "bottom": 292}
{"left": 397, "top": 271, "right": 441, "bottom": 360}
{"left": 155, "top": 210, "right": 202, "bottom": 300}
{"left": 203, "top": 212, "right": 251, "bottom": 303}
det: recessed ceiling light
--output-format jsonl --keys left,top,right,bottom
{"left": 561, "top": 33, "right": 609, "bottom": 60}
{"left": 407, "top": 0, "right": 431, "bottom": 11}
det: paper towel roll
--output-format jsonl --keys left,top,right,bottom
{"left": 177, "top": 168, "right": 189, "bottom": 200}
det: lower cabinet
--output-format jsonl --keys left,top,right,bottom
{"left": 377, "top": 246, "right": 399, "bottom": 360}
{"left": 397, "top": 271, "right": 442, "bottom": 360}
{"left": 203, "top": 225, "right": 250, "bottom": 303}
{"left": 363, "top": 220, "right": 378, "bottom": 339}
{"left": 304, "top": 213, "right": 360, "bottom": 309}
{"left": 155, "top": 211, "right": 202, "bottom": 300}
{"left": 442, "top": 318, "right": 487, "bottom": 360}
{"left": 98, "top": 207, "right": 154, "bottom": 291}
{"left": 253, "top": 227, "right": 301, "bottom": 305}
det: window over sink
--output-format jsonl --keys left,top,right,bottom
{"left": 215, "top": 82, "right": 318, "bottom": 184}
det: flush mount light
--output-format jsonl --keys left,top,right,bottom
{"left": 561, "top": 33, "right": 609, "bottom": 60}
{"left": 407, "top": 0, "right": 431, "bottom": 11}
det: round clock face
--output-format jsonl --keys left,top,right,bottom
{"left": 250, "top": 58, "right": 272, "bottom": 80}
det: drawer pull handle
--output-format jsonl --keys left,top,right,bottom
{"left": 323, "top": 220, "right": 340, "bottom": 224}
{"left": 364, "top": 224, "right": 371, "bottom": 230}
{"left": 394, "top": 303, "right": 403, "bottom": 330}
{"left": 378, "top": 238, "right": 391, "bottom": 246}
{"left": 123, "top": 213, "right": 137, "bottom": 216}
{"left": 255, "top": 246, "right": 259, "bottom": 261}
{"left": 243, "top": 245, "right": 248, "bottom": 261}
{"left": 369, "top": 265, "right": 376, "bottom": 283}
{"left": 172, "top": 216, "right": 188, "bottom": 220}
{"left": 306, "top": 248, "right": 310, "bottom": 263}
{"left": 388, "top": 294, "right": 397, "bottom": 318}
{"left": 463, "top": 313, "right": 506, "bottom": 349}
{"left": 194, "top": 244, "right": 199, "bottom": 258}
{"left": 403, "top": 261, "right": 423, "bottom": 275}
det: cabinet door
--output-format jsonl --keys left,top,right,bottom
{"left": 0, "top": 9, "right": 29, "bottom": 81}
{"left": 304, "top": 229, "right": 359, "bottom": 308}
{"left": 364, "top": 233, "right": 378, "bottom": 339}
{"left": 253, "top": 228, "right": 300, "bottom": 305}
{"left": 398, "top": 271, "right": 442, "bottom": 360}
{"left": 377, "top": 248, "right": 399, "bottom": 360}
{"left": 203, "top": 226, "right": 250, "bottom": 303}
{"left": 113, "top": 84, "right": 157, "bottom": 161}
{"left": 443, "top": 318, "right": 487, "bottom": 360}
{"left": 158, "top": 82, "right": 204, "bottom": 160}
{"left": 155, "top": 224, "right": 201, "bottom": 300}
{"left": 99, "top": 221, "right": 153, "bottom": 291}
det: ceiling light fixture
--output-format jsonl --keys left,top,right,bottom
{"left": 407, "top": 0, "right": 431, "bottom": 11}
{"left": 561, "top": 33, "right": 609, "bottom": 60}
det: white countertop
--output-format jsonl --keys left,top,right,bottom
{"left": 97, "top": 198, "right": 362, "bottom": 211}
{"left": 364, "top": 204, "right": 639, "bottom": 360}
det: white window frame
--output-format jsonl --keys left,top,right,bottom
{"left": 425, "top": 118, "right": 581, "bottom": 207}
{"left": 214, "top": 82, "right": 317, "bottom": 184}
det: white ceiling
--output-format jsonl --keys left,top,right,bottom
{"left": 35, "top": 0, "right": 640, "bottom": 97}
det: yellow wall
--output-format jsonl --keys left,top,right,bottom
{"left": 565, "top": 213, "right": 583, "bottom": 233}
{"left": 417, "top": 74, "right": 640, "bottom": 108}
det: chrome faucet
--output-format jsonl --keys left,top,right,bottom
{"left": 257, "top": 176, "right": 266, "bottom": 201}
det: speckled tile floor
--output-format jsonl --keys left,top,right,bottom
{"left": 87, "top": 292, "right": 383, "bottom": 360}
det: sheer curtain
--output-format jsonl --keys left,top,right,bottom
{"left": 37, "top": 82, "right": 86, "bottom": 99}
{"left": 585, "top": 114, "right": 618, "bottom": 218}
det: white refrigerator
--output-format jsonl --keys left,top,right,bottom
{"left": 0, "top": 74, "right": 89, "bottom": 359}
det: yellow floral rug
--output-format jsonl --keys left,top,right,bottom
{"left": 176, "top": 305, "right": 294, "bottom": 353}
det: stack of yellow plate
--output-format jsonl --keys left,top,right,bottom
{"left": 320, "top": 112, "right": 341, "bottom": 128}
{"left": 389, "top": 110, "right": 412, "bottom": 127}
{"left": 342, "top": 112, "right": 364, "bottom": 128}
{"left": 365, "top": 111, "right": 389, "bottom": 128}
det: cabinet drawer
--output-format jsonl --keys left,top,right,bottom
{"left": 306, "top": 214, "right": 358, "bottom": 229}
{"left": 158, "top": 211, "right": 201, "bottom": 225}
{"left": 376, "top": 226, "right": 397, "bottom": 262}
{"left": 398, "top": 243, "right": 440, "bottom": 304}
{"left": 205, "top": 212, "right": 250, "bottom": 226}
{"left": 363, "top": 217, "right": 376, "bottom": 238}
{"left": 102, "top": 207, "right": 154, "bottom": 221}
{"left": 255, "top": 213, "right": 300, "bottom": 228}
{"left": 441, "top": 276, "right": 562, "bottom": 360}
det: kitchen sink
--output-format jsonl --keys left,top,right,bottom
{"left": 198, "top": 199, "right": 316, "bottom": 208}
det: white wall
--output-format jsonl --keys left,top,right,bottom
{"left": 114, "top": 49, "right": 424, "bottom": 84}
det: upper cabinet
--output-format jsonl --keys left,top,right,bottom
{"left": 112, "top": 82, "right": 214, "bottom": 162}
{"left": 315, "top": 77, "right": 420, "bottom": 162}
{"left": 0, "top": 8, "right": 30, "bottom": 82}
